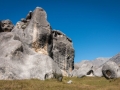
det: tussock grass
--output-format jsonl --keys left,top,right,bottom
{"left": 0, "top": 77, "right": 120, "bottom": 90}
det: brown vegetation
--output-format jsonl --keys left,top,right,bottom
{"left": 0, "top": 77, "right": 120, "bottom": 90}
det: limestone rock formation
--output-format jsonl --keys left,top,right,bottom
{"left": 92, "top": 57, "right": 110, "bottom": 77}
{"left": 0, "top": 31, "right": 62, "bottom": 81}
{"left": 102, "top": 61, "right": 119, "bottom": 79}
{"left": 52, "top": 30, "right": 74, "bottom": 75}
{"left": 109, "top": 53, "right": 120, "bottom": 66}
{"left": 69, "top": 69, "right": 78, "bottom": 77}
{"left": 0, "top": 19, "right": 14, "bottom": 32}
{"left": 92, "top": 57, "right": 110, "bottom": 67}
{"left": 12, "top": 7, "right": 53, "bottom": 57}
{"left": 72, "top": 58, "right": 110, "bottom": 78}
{"left": 0, "top": 7, "right": 64, "bottom": 81}
{"left": 73, "top": 56, "right": 120, "bottom": 79}
{"left": 101, "top": 53, "right": 120, "bottom": 79}
{"left": 12, "top": 7, "right": 75, "bottom": 76}
{"left": 93, "top": 66, "right": 103, "bottom": 77}
{"left": 75, "top": 60, "right": 90, "bottom": 68}
{"left": 70, "top": 60, "right": 94, "bottom": 78}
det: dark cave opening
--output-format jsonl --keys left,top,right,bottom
{"left": 106, "top": 70, "right": 111, "bottom": 77}
{"left": 87, "top": 70, "right": 94, "bottom": 75}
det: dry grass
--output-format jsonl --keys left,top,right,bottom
{"left": 0, "top": 77, "right": 120, "bottom": 90}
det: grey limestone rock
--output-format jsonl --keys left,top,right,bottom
{"left": 0, "top": 32, "right": 62, "bottom": 80}
{"left": 24, "top": 7, "right": 52, "bottom": 57}
{"left": 109, "top": 53, "right": 120, "bottom": 66}
{"left": 12, "top": 7, "right": 53, "bottom": 57}
{"left": 52, "top": 30, "right": 74, "bottom": 75}
{"left": 93, "top": 66, "right": 103, "bottom": 77}
{"left": 72, "top": 58, "right": 110, "bottom": 78}
{"left": 76, "top": 61, "right": 93, "bottom": 77}
{"left": 71, "top": 60, "right": 94, "bottom": 77}
{"left": 0, "top": 7, "right": 63, "bottom": 81}
{"left": 0, "top": 32, "right": 22, "bottom": 58}
{"left": 0, "top": 19, "right": 14, "bottom": 32}
{"left": 101, "top": 53, "right": 120, "bottom": 79}
{"left": 92, "top": 57, "right": 110, "bottom": 77}
{"left": 69, "top": 69, "right": 78, "bottom": 77}
{"left": 102, "top": 61, "right": 119, "bottom": 79}
{"left": 75, "top": 60, "right": 90, "bottom": 68}
{"left": 92, "top": 57, "right": 110, "bottom": 68}
{"left": 0, "top": 7, "right": 75, "bottom": 78}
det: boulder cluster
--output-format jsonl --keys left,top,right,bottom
{"left": 71, "top": 55, "right": 120, "bottom": 79}
{"left": 0, "top": 7, "right": 74, "bottom": 80}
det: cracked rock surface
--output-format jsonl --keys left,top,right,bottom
{"left": 0, "top": 7, "right": 67, "bottom": 80}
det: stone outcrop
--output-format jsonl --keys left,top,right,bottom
{"left": 72, "top": 55, "right": 120, "bottom": 79}
{"left": 93, "top": 66, "right": 103, "bottom": 77}
{"left": 0, "top": 19, "right": 14, "bottom": 32}
{"left": 92, "top": 57, "right": 110, "bottom": 67}
{"left": 52, "top": 30, "right": 74, "bottom": 75}
{"left": 92, "top": 57, "right": 110, "bottom": 77}
{"left": 70, "top": 60, "right": 94, "bottom": 77}
{"left": 101, "top": 53, "right": 120, "bottom": 79}
{"left": 102, "top": 61, "right": 120, "bottom": 79}
{"left": 71, "top": 58, "right": 110, "bottom": 78}
{"left": 0, "top": 7, "right": 65, "bottom": 80}
{"left": 109, "top": 53, "right": 120, "bottom": 66}
{"left": 12, "top": 7, "right": 53, "bottom": 57}
{"left": 0, "top": 6, "right": 75, "bottom": 80}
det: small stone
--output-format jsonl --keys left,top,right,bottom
{"left": 67, "top": 80, "right": 72, "bottom": 84}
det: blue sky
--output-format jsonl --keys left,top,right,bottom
{"left": 0, "top": 0, "right": 120, "bottom": 62}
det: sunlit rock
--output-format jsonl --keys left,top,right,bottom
{"left": 0, "top": 7, "right": 63, "bottom": 81}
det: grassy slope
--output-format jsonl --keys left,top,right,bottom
{"left": 0, "top": 77, "right": 120, "bottom": 90}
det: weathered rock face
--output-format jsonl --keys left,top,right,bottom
{"left": 71, "top": 60, "right": 93, "bottom": 77}
{"left": 73, "top": 56, "right": 120, "bottom": 79}
{"left": 75, "top": 60, "right": 90, "bottom": 68}
{"left": 101, "top": 53, "right": 120, "bottom": 79}
{"left": 0, "top": 32, "right": 62, "bottom": 80}
{"left": 92, "top": 57, "right": 110, "bottom": 68}
{"left": 69, "top": 69, "right": 78, "bottom": 77}
{"left": 12, "top": 7, "right": 75, "bottom": 76}
{"left": 0, "top": 32, "right": 22, "bottom": 58}
{"left": 0, "top": 19, "right": 14, "bottom": 32}
{"left": 93, "top": 66, "right": 103, "bottom": 77}
{"left": 102, "top": 61, "right": 119, "bottom": 79}
{"left": 52, "top": 30, "right": 74, "bottom": 74}
{"left": 0, "top": 7, "right": 64, "bottom": 81}
{"left": 109, "top": 53, "right": 120, "bottom": 66}
{"left": 72, "top": 58, "right": 110, "bottom": 78}
{"left": 12, "top": 7, "right": 53, "bottom": 57}
{"left": 92, "top": 57, "right": 110, "bottom": 77}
